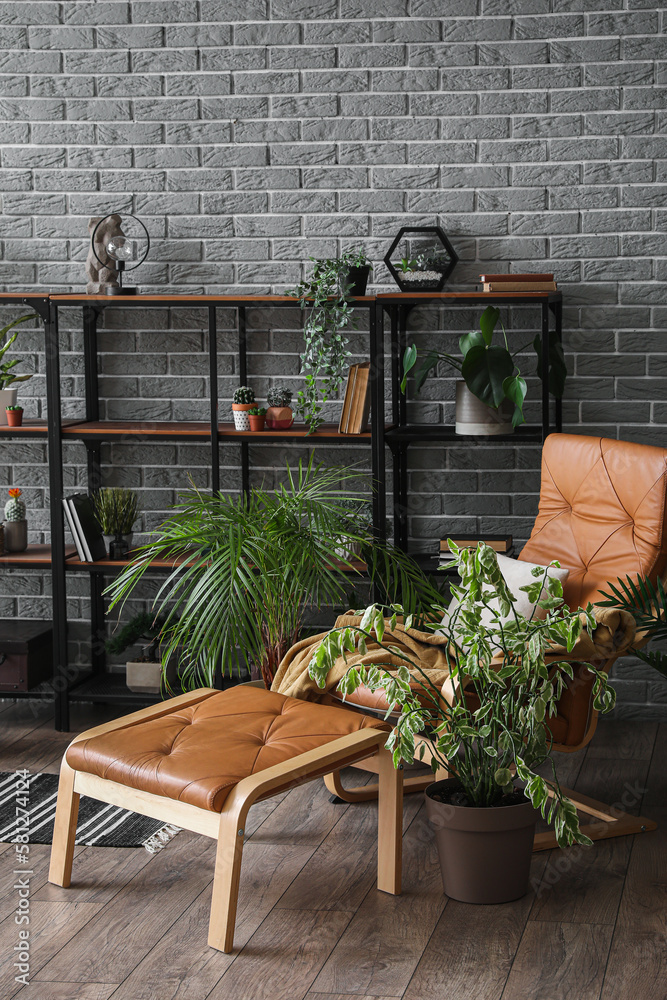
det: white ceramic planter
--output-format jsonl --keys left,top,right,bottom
{"left": 232, "top": 403, "right": 254, "bottom": 431}
{"left": 455, "top": 382, "right": 514, "bottom": 436}
{"left": 0, "top": 388, "right": 18, "bottom": 426}
{"left": 126, "top": 660, "right": 163, "bottom": 694}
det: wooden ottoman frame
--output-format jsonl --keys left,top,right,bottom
{"left": 48, "top": 689, "right": 403, "bottom": 954}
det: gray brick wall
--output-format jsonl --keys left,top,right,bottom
{"left": 0, "top": 1, "right": 666, "bottom": 715}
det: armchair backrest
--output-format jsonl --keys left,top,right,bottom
{"left": 520, "top": 433, "right": 667, "bottom": 611}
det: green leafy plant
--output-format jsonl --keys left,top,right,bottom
{"left": 598, "top": 575, "right": 667, "bottom": 680}
{"left": 266, "top": 386, "right": 293, "bottom": 408}
{"left": 105, "top": 460, "right": 442, "bottom": 691}
{"left": 308, "top": 541, "right": 616, "bottom": 848}
{"left": 0, "top": 315, "right": 36, "bottom": 391}
{"left": 397, "top": 257, "right": 417, "bottom": 274}
{"left": 233, "top": 386, "right": 255, "bottom": 405}
{"left": 248, "top": 406, "right": 266, "bottom": 416}
{"left": 401, "top": 305, "right": 567, "bottom": 428}
{"left": 5, "top": 405, "right": 23, "bottom": 411}
{"left": 91, "top": 487, "right": 139, "bottom": 536}
{"left": 106, "top": 611, "right": 167, "bottom": 663}
{"left": 288, "top": 248, "right": 372, "bottom": 435}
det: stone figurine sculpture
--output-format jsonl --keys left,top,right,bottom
{"left": 86, "top": 214, "right": 125, "bottom": 293}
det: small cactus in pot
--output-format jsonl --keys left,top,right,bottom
{"left": 248, "top": 406, "right": 267, "bottom": 432}
{"left": 266, "top": 386, "right": 294, "bottom": 430}
{"left": 5, "top": 487, "right": 25, "bottom": 521}
{"left": 4, "top": 487, "right": 27, "bottom": 552}
{"left": 232, "top": 386, "right": 256, "bottom": 430}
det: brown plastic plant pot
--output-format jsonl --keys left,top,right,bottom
{"left": 5, "top": 408, "right": 23, "bottom": 427}
{"left": 425, "top": 778, "right": 539, "bottom": 904}
{"left": 248, "top": 415, "right": 266, "bottom": 432}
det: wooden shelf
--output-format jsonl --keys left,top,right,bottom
{"left": 0, "top": 544, "right": 77, "bottom": 567}
{"left": 0, "top": 419, "right": 48, "bottom": 437}
{"left": 61, "top": 420, "right": 371, "bottom": 441}
{"left": 385, "top": 423, "right": 546, "bottom": 444}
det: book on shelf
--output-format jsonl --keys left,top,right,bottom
{"left": 338, "top": 364, "right": 359, "bottom": 434}
{"left": 65, "top": 493, "right": 107, "bottom": 562}
{"left": 62, "top": 499, "right": 87, "bottom": 562}
{"left": 479, "top": 273, "right": 557, "bottom": 293}
{"left": 483, "top": 281, "right": 557, "bottom": 292}
{"left": 439, "top": 534, "right": 513, "bottom": 556}
{"left": 479, "top": 273, "right": 554, "bottom": 283}
{"left": 339, "top": 362, "right": 371, "bottom": 434}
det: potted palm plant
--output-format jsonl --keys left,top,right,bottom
{"left": 308, "top": 541, "right": 617, "bottom": 904}
{"left": 105, "top": 460, "right": 442, "bottom": 691}
{"left": 401, "top": 305, "right": 566, "bottom": 434}
{"left": 0, "top": 315, "right": 35, "bottom": 426}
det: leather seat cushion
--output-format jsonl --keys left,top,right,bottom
{"left": 66, "top": 686, "right": 387, "bottom": 812}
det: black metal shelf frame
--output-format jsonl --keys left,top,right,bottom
{"left": 377, "top": 292, "right": 563, "bottom": 553}
{"left": 50, "top": 295, "right": 381, "bottom": 730}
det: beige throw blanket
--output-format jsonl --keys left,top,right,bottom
{"left": 271, "top": 611, "right": 452, "bottom": 702}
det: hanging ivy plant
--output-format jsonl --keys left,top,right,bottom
{"left": 288, "top": 248, "right": 371, "bottom": 435}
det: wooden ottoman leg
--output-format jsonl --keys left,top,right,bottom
{"left": 49, "top": 760, "right": 80, "bottom": 888}
{"left": 376, "top": 748, "right": 403, "bottom": 895}
{"left": 208, "top": 798, "right": 248, "bottom": 954}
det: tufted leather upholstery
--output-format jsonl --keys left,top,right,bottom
{"left": 66, "top": 686, "right": 387, "bottom": 812}
{"left": 519, "top": 434, "right": 667, "bottom": 610}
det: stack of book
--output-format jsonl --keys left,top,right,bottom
{"left": 339, "top": 362, "right": 371, "bottom": 434}
{"left": 62, "top": 493, "right": 107, "bottom": 562}
{"left": 439, "top": 534, "right": 513, "bottom": 565}
{"left": 479, "top": 273, "right": 557, "bottom": 293}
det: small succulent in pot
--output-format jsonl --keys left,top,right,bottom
{"left": 232, "top": 386, "right": 256, "bottom": 430}
{"left": 5, "top": 404, "right": 23, "bottom": 427}
{"left": 248, "top": 406, "right": 267, "bottom": 431}
{"left": 266, "top": 386, "right": 294, "bottom": 430}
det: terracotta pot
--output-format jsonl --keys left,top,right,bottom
{"left": 0, "top": 388, "right": 17, "bottom": 426}
{"left": 248, "top": 414, "right": 266, "bottom": 432}
{"left": 265, "top": 406, "right": 293, "bottom": 430}
{"left": 425, "top": 778, "right": 538, "bottom": 904}
{"left": 455, "top": 381, "right": 514, "bottom": 436}
{"left": 5, "top": 408, "right": 23, "bottom": 427}
{"left": 232, "top": 402, "right": 255, "bottom": 431}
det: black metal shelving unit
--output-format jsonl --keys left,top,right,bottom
{"left": 0, "top": 289, "right": 562, "bottom": 730}
{"left": 377, "top": 290, "right": 563, "bottom": 553}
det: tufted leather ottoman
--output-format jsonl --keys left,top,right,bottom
{"left": 49, "top": 685, "right": 403, "bottom": 953}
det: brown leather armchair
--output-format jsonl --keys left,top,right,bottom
{"left": 327, "top": 433, "right": 666, "bottom": 848}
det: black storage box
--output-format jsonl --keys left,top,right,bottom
{"left": 0, "top": 620, "right": 53, "bottom": 692}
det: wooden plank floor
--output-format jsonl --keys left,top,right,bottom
{"left": 0, "top": 699, "right": 664, "bottom": 1000}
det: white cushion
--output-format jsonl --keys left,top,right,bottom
{"left": 440, "top": 553, "right": 570, "bottom": 640}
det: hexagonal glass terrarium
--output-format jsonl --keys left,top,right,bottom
{"left": 384, "top": 225, "right": 459, "bottom": 292}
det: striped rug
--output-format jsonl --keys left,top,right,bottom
{"left": 0, "top": 772, "right": 180, "bottom": 853}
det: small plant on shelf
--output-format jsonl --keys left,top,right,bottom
{"left": 91, "top": 487, "right": 138, "bottom": 558}
{"left": 248, "top": 406, "right": 267, "bottom": 431}
{"left": 401, "top": 304, "right": 567, "bottom": 429}
{"left": 266, "top": 386, "right": 294, "bottom": 430}
{"left": 232, "top": 385, "right": 256, "bottom": 430}
{"left": 106, "top": 610, "right": 168, "bottom": 694}
{"left": 288, "top": 248, "right": 372, "bottom": 435}
{"left": 4, "top": 487, "right": 27, "bottom": 553}
{"left": 5, "top": 404, "right": 23, "bottom": 427}
{"left": 5, "top": 487, "right": 25, "bottom": 521}
{"left": 0, "top": 314, "right": 36, "bottom": 426}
